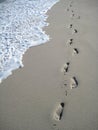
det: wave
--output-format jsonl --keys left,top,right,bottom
{"left": 0, "top": 0, "right": 59, "bottom": 83}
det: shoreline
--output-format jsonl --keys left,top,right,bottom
{"left": 0, "top": 0, "right": 98, "bottom": 130}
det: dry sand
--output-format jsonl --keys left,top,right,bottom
{"left": 0, "top": 0, "right": 98, "bottom": 130}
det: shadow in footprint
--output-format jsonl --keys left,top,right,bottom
{"left": 70, "top": 13, "right": 75, "bottom": 18}
{"left": 66, "top": 8, "right": 69, "bottom": 11}
{"left": 69, "top": 4, "right": 72, "bottom": 7}
{"left": 72, "top": 29, "right": 78, "bottom": 34}
{"left": 73, "top": 48, "right": 79, "bottom": 55}
{"left": 59, "top": 103, "right": 65, "bottom": 120}
{"left": 68, "top": 24, "right": 73, "bottom": 29}
{"left": 67, "top": 38, "right": 73, "bottom": 45}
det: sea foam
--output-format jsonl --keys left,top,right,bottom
{"left": 0, "top": 0, "right": 59, "bottom": 83}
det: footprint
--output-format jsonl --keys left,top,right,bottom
{"left": 61, "top": 62, "right": 70, "bottom": 75}
{"left": 73, "top": 48, "right": 79, "bottom": 55}
{"left": 53, "top": 102, "right": 65, "bottom": 121}
{"left": 64, "top": 82, "right": 67, "bottom": 87}
{"left": 66, "top": 8, "right": 69, "bottom": 11}
{"left": 70, "top": 13, "right": 75, "bottom": 18}
{"left": 72, "top": 29, "right": 78, "bottom": 34}
{"left": 68, "top": 24, "right": 73, "bottom": 29}
{"left": 69, "top": 4, "right": 72, "bottom": 7}
{"left": 69, "top": 1, "right": 73, "bottom": 7}
{"left": 70, "top": 77, "right": 78, "bottom": 89}
{"left": 67, "top": 38, "right": 73, "bottom": 45}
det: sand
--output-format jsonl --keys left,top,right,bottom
{"left": 0, "top": 0, "right": 98, "bottom": 130}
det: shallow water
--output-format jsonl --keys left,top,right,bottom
{"left": 0, "top": 0, "right": 59, "bottom": 83}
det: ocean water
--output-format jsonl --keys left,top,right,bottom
{"left": 0, "top": 0, "right": 59, "bottom": 83}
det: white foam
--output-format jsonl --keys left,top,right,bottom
{"left": 0, "top": 0, "right": 59, "bottom": 83}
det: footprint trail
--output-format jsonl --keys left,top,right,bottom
{"left": 51, "top": 0, "right": 81, "bottom": 129}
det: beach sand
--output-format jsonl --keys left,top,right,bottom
{"left": 0, "top": 0, "right": 98, "bottom": 130}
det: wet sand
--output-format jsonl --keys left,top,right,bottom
{"left": 0, "top": 0, "right": 98, "bottom": 130}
